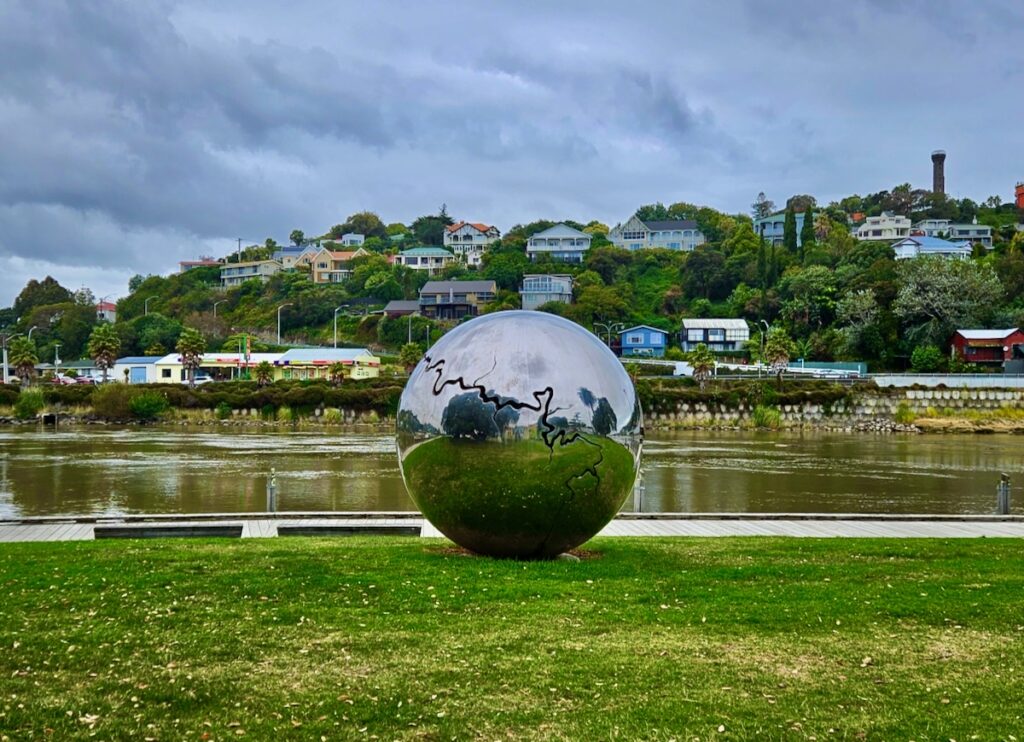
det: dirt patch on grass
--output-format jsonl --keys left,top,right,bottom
{"left": 425, "top": 545, "right": 603, "bottom": 561}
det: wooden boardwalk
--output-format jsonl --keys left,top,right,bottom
{"left": 2, "top": 513, "right": 1024, "bottom": 543}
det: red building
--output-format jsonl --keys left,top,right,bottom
{"left": 951, "top": 328, "right": 1024, "bottom": 365}
{"left": 1016, "top": 182, "right": 1024, "bottom": 210}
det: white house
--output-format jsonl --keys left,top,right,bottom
{"left": 394, "top": 247, "right": 457, "bottom": 275}
{"left": 892, "top": 236, "right": 972, "bottom": 260}
{"left": 912, "top": 218, "right": 992, "bottom": 247}
{"left": 520, "top": 274, "right": 573, "bottom": 310}
{"left": 338, "top": 233, "right": 365, "bottom": 247}
{"left": 526, "top": 224, "right": 591, "bottom": 263}
{"left": 444, "top": 222, "right": 500, "bottom": 267}
{"left": 220, "top": 260, "right": 283, "bottom": 288}
{"left": 609, "top": 215, "right": 705, "bottom": 251}
{"left": 95, "top": 300, "right": 117, "bottom": 323}
{"left": 855, "top": 212, "right": 912, "bottom": 241}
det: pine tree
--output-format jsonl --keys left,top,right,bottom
{"left": 782, "top": 204, "right": 798, "bottom": 254}
{"left": 799, "top": 206, "right": 815, "bottom": 259}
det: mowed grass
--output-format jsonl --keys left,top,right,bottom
{"left": 1, "top": 538, "right": 1023, "bottom": 740}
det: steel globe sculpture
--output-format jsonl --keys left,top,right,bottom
{"left": 397, "top": 311, "right": 643, "bottom": 558}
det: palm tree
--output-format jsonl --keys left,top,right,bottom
{"left": 399, "top": 342, "right": 423, "bottom": 372}
{"left": 328, "top": 362, "right": 345, "bottom": 386}
{"left": 87, "top": 324, "right": 121, "bottom": 383}
{"left": 8, "top": 337, "right": 38, "bottom": 387}
{"left": 687, "top": 343, "right": 716, "bottom": 392}
{"left": 255, "top": 361, "right": 273, "bottom": 387}
{"left": 764, "top": 327, "right": 795, "bottom": 390}
{"left": 175, "top": 327, "right": 206, "bottom": 388}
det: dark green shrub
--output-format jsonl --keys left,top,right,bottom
{"left": 91, "top": 384, "right": 139, "bottom": 419}
{"left": 14, "top": 388, "right": 45, "bottom": 420}
{"left": 215, "top": 402, "right": 232, "bottom": 419}
{"left": 129, "top": 391, "right": 169, "bottom": 420}
{"left": 910, "top": 345, "right": 944, "bottom": 373}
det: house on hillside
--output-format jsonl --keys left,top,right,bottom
{"left": 419, "top": 280, "right": 497, "bottom": 320}
{"left": 892, "top": 236, "right": 972, "bottom": 260}
{"left": 95, "top": 300, "right": 117, "bottom": 323}
{"left": 854, "top": 211, "right": 911, "bottom": 241}
{"left": 395, "top": 247, "right": 457, "bottom": 275}
{"left": 754, "top": 212, "right": 813, "bottom": 247}
{"left": 381, "top": 300, "right": 421, "bottom": 318}
{"left": 526, "top": 224, "right": 591, "bottom": 263}
{"left": 337, "top": 233, "right": 365, "bottom": 247}
{"left": 179, "top": 257, "right": 223, "bottom": 273}
{"left": 680, "top": 319, "right": 750, "bottom": 352}
{"left": 520, "top": 274, "right": 573, "bottom": 310}
{"left": 912, "top": 219, "right": 992, "bottom": 247}
{"left": 609, "top": 215, "right": 705, "bottom": 251}
{"left": 273, "top": 245, "right": 321, "bottom": 270}
{"left": 951, "top": 329, "right": 1024, "bottom": 368}
{"left": 444, "top": 222, "right": 500, "bottom": 267}
{"left": 220, "top": 260, "right": 282, "bottom": 288}
{"left": 618, "top": 326, "right": 669, "bottom": 358}
{"left": 310, "top": 247, "right": 370, "bottom": 283}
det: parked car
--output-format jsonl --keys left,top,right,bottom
{"left": 74, "top": 375, "right": 96, "bottom": 385}
{"left": 51, "top": 374, "right": 77, "bottom": 385}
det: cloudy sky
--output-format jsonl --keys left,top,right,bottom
{"left": 2, "top": 0, "right": 1022, "bottom": 307}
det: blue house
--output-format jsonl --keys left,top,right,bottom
{"left": 618, "top": 325, "right": 669, "bottom": 358}
{"left": 754, "top": 211, "right": 813, "bottom": 247}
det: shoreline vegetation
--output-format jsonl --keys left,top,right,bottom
{"left": 2, "top": 537, "right": 1023, "bottom": 738}
{"left": 2, "top": 378, "right": 1024, "bottom": 433}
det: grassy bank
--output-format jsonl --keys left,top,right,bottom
{"left": 1, "top": 538, "right": 1022, "bottom": 739}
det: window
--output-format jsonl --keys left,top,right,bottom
{"left": 708, "top": 329, "right": 725, "bottom": 342}
{"left": 686, "top": 329, "right": 703, "bottom": 342}
{"left": 626, "top": 334, "right": 644, "bottom": 345}
{"left": 161, "top": 369, "right": 171, "bottom": 379}
{"left": 623, "top": 230, "right": 645, "bottom": 240}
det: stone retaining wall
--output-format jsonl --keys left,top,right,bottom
{"left": 645, "top": 388, "right": 1024, "bottom": 430}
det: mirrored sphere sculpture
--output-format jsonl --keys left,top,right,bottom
{"left": 397, "top": 311, "right": 643, "bottom": 558}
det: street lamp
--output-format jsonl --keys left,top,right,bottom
{"left": 213, "top": 300, "right": 227, "bottom": 318}
{"left": 145, "top": 297, "right": 154, "bottom": 316}
{"left": 593, "top": 321, "right": 625, "bottom": 348}
{"left": 758, "top": 319, "right": 770, "bottom": 377}
{"left": 277, "top": 303, "right": 293, "bottom": 346}
{"left": 54, "top": 343, "right": 62, "bottom": 377}
{"left": 27, "top": 325, "right": 38, "bottom": 340}
{"left": 333, "top": 306, "right": 345, "bottom": 349}
{"left": 1, "top": 331, "right": 22, "bottom": 386}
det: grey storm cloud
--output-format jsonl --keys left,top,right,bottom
{"left": 1, "top": 0, "right": 1023, "bottom": 305}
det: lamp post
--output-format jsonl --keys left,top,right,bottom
{"left": 593, "top": 321, "right": 625, "bottom": 348}
{"left": 1, "top": 331, "right": 21, "bottom": 386}
{"left": 758, "top": 319, "right": 770, "bottom": 377}
{"left": 145, "top": 297, "right": 154, "bottom": 316}
{"left": 333, "top": 306, "right": 344, "bottom": 349}
{"left": 213, "top": 300, "right": 227, "bottom": 318}
{"left": 277, "top": 303, "right": 293, "bottom": 346}
{"left": 27, "top": 325, "right": 38, "bottom": 340}
{"left": 54, "top": 344, "right": 62, "bottom": 378}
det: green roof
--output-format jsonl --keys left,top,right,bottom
{"left": 400, "top": 247, "right": 454, "bottom": 257}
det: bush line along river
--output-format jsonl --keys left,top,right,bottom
{"left": 1, "top": 427, "right": 1021, "bottom": 518}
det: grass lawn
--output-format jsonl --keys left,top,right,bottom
{"left": 1, "top": 537, "right": 1023, "bottom": 740}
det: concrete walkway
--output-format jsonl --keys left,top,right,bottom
{"left": 2, "top": 512, "right": 1023, "bottom": 543}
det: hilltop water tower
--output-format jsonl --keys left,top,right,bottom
{"left": 931, "top": 150, "right": 946, "bottom": 195}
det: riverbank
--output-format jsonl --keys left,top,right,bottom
{"left": 4, "top": 379, "right": 1024, "bottom": 433}
{"left": 1, "top": 537, "right": 1022, "bottom": 739}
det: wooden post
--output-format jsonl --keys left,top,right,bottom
{"left": 266, "top": 468, "right": 278, "bottom": 513}
{"left": 997, "top": 473, "right": 1010, "bottom": 515}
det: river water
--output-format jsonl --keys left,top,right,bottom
{"left": 0, "top": 427, "right": 1021, "bottom": 518}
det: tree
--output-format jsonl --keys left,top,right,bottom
{"left": 399, "top": 342, "right": 423, "bottom": 371}
{"left": 13, "top": 277, "right": 73, "bottom": 317}
{"left": 328, "top": 362, "right": 345, "bottom": 385}
{"left": 910, "top": 345, "right": 944, "bottom": 373}
{"left": 411, "top": 205, "right": 454, "bottom": 246}
{"left": 751, "top": 192, "right": 775, "bottom": 220}
{"left": 785, "top": 194, "right": 817, "bottom": 213}
{"left": 289, "top": 229, "right": 305, "bottom": 246}
{"left": 763, "top": 326, "right": 795, "bottom": 389}
{"left": 682, "top": 247, "right": 728, "bottom": 300}
{"left": 128, "top": 274, "right": 147, "bottom": 293}
{"left": 8, "top": 337, "right": 38, "bottom": 387}
{"left": 893, "top": 257, "right": 1003, "bottom": 346}
{"left": 836, "top": 289, "right": 881, "bottom": 358}
{"left": 799, "top": 206, "right": 815, "bottom": 256}
{"left": 255, "top": 361, "right": 273, "bottom": 386}
{"left": 782, "top": 205, "right": 798, "bottom": 254}
{"left": 87, "top": 323, "right": 122, "bottom": 383}
{"left": 175, "top": 327, "right": 206, "bottom": 388}
{"left": 332, "top": 211, "right": 387, "bottom": 239}
{"left": 687, "top": 343, "right": 716, "bottom": 391}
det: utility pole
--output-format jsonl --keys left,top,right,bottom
{"left": 237, "top": 237, "right": 243, "bottom": 261}
{"left": 277, "top": 303, "right": 293, "bottom": 346}
{"left": 1, "top": 331, "right": 20, "bottom": 386}
{"left": 333, "top": 306, "right": 344, "bottom": 349}
{"left": 407, "top": 313, "right": 413, "bottom": 344}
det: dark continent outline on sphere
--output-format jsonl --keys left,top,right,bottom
{"left": 421, "top": 354, "right": 606, "bottom": 497}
